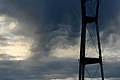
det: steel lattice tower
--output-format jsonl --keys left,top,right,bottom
{"left": 79, "top": 0, "right": 104, "bottom": 80}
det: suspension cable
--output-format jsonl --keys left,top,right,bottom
{"left": 85, "top": 67, "right": 93, "bottom": 80}
{"left": 87, "top": 26, "right": 98, "bottom": 54}
{"left": 93, "top": 64, "right": 100, "bottom": 77}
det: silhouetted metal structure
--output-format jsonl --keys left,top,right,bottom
{"left": 79, "top": 0, "right": 104, "bottom": 80}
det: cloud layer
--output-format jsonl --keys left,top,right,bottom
{"left": 0, "top": 0, "right": 119, "bottom": 79}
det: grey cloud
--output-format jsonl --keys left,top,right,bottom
{"left": 0, "top": 0, "right": 80, "bottom": 51}
{"left": 104, "top": 61, "right": 120, "bottom": 78}
{"left": 98, "top": 0, "right": 120, "bottom": 44}
{"left": 0, "top": 35, "right": 12, "bottom": 46}
{"left": 0, "top": 60, "right": 119, "bottom": 79}
{"left": 0, "top": 0, "right": 119, "bottom": 79}
{"left": 0, "top": 54, "right": 16, "bottom": 60}
{"left": 0, "top": 59, "right": 78, "bottom": 80}
{"left": 4, "top": 0, "right": 81, "bottom": 59}
{"left": 0, "top": 0, "right": 119, "bottom": 48}
{"left": 0, "top": 35, "right": 8, "bottom": 41}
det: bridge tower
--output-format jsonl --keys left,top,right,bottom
{"left": 79, "top": 0, "right": 104, "bottom": 80}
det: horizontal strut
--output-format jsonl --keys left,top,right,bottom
{"left": 81, "top": 57, "right": 102, "bottom": 65}
{"left": 85, "top": 16, "right": 98, "bottom": 24}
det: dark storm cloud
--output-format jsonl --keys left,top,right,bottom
{"left": 0, "top": 1, "right": 80, "bottom": 79}
{"left": 0, "top": 0, "right": 120, "bottom": 79}
{"left": 0, "top": 0, "right": 81, "bottom": 59}
{"left": 99, "top": 0, "right": 120, "bottom": 44}
{"left": 0, "top": 0, "right": 119, "bottom": 53}
{"left": 0, "top": 59, "right": 78, "bottom": 80}
{"left": 26, "top": 58, "right": 78, "bottom": 79}
{"left": 0, "top": 60, "right": 119, "bottom": 79}
{"left": 1, "top": 0, "right": 80, "bottom": 57}
{"left": 1, "top": 0, "right": 119, "bottom": 58}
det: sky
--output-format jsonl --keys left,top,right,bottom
{"left": 0, "top": 0, "right": 120, "bottom": 80}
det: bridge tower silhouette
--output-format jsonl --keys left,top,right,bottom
{"left": 79, "top": 0, "right": 104, "bottom": 80}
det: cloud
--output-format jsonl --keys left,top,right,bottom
{"left": 0, "top": 59, "right": 119, "bottom": 80}
{"left": 0, "top": 54, "right": 16, "bottom": 60}
{"left": 0, "top": 0, "right": 80, "bottom": 60}
{"left": 0, "top": 0, "right": 119, "bottom": 79}
{"left": 0, "top": 14, "right": 32, "bottom": 60}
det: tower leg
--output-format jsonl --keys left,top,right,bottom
{"left": 79, "top": 63, "right": 85, "bottom": 80}
{"left": 82, "top": 65, "right": 85, "bottom": 80}
{"left": 79, "top": 61, "right": 81, "bottom": 80}
{"left": 100, "top": 63, "right": 104, "bottom": 80}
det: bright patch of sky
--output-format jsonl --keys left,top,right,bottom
{"left": 0, "top": 15, "right": 32, "bottom": 60}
